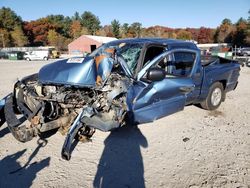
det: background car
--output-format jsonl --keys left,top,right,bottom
{"left": 240, "top": 47, "right": 250, "bottom": 56}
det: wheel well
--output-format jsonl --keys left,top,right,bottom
{"left": 219, "top": 80, "right": 227, "bottom": 90}
{"left": 218, "top": 80, "right": 227, "bottom": 101}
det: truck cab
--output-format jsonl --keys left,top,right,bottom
{"left": 0, "top": 38, "right": 241, "bottom": 160}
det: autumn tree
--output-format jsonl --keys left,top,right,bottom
{"left": 121, "top": 23, "right": 129, "bottom": 38}
{"left": 46, "top": 14, "right": 72, "bottom": 38}
{"left": 81, "top": 11, "right": 101, "bottom": 35}
{"left": 232, "top": 18, "right": 248, "bottom": 46}
{"left": 248, "top": 9, "right": 250, "bottom": 22}
{"left": 62, "top": 16, "right": 73, "bottom": 38}
{"left": 186, "top": 28, "right": 199, "bottom": 41}
{"left": 0, "top": 28, "right": 11, "bottom": 47}
{"left": 2, "top": 7, "right": 250, "bottom": 49}
{"left": 143, "top": 26, "right": 173, "bottom": 38}
{"left": 214, "top": 18, "right": 235, "bottom": 43}
{"left": 81, "top": 27, "right": 89, "bottom": 35}
{"left": 11, "top": 26, "right": 28, "bottom": 46}
{"left": 23, "top": 18, "right": 57, "bottom": 46}
{"left": 0, "top": 7, "right": 22, "bottom": 31}
{"left": 197, "top": 27, "right": 214, "bottom": 43}
{"left": 47, "top": 29, "right": 68, "bottom": 50}
{"left": 111, "top": 19, "right": 120, "bottom": 38}
{"left": 70, "top": 20, "right": 82, "bottom": 39}
{"left": 96, "top": 25, "right": 113, "bottom": 37}
{"left": 144, "top": 26, "right": 164, "bottom": 37}
{"left": 96, "top": 27, "right": 107, "bottom": 36}
{"left": 246, "top": 10, "right": 250, "bottom": 45}
{"left": 72, "top": 11, "right": 81, "bottom": 21}
{"left": 177, "top": 30, "right": 192, "bottom": 40}
{"left": 129, "top": 22, "right": 142, "bottom": 38}
{"left": 47, "top": 30, "right": 58, "bottom": 46}
{"left": 0, "top": 7, "right": 23, "bottom": 47}
{"left": 222, "top": 18, "right": 232, "bottom": 25}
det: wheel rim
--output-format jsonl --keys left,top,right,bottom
{"left": 211, "top": 88, "right": 222, "bottom": 106}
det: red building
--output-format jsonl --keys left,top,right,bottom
{"left": 68, "top": 35, "right": 117, "bottom": 55}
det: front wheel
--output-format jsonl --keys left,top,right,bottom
{"left": 43, "top": 57, "right": 48, "bottom": 61}
{"left": 0, "top": 106, "right": 5, "bottom": 127}
{"left": 200, "top": 82, "right": 224, "bottom": 110}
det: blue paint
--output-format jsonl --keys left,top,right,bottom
{"left": 39, "top": 57, "right": 97, "bottom": 87}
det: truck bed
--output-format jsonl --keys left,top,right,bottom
{"left": 201, "top": 55, "right": 239, "bottom": 67}
{"left": 198, "top": 55, "right": 240, "bottom": 102}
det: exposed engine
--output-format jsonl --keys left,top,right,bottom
{"left": 4, "top": 72, "right": 130, "bottom": 159}
{"left": 2, "top": 43, "right": 139, "bottom": 160}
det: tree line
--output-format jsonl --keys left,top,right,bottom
{"left": 0, "top": 7, "right": 249, "bottom": 50}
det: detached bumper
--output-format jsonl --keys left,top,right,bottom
{"left": 4, "top": 94, "right": 37, "bottom": 142}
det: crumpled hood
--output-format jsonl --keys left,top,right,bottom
{"left": 38, "top": 56, "right": 113, "bottom": 87}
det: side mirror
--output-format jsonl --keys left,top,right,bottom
{"left": 147, "top": 67, "right": 165, "bottom": 81}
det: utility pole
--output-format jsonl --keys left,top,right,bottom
{"left": 0, "top": 33, "right": 5, "bottom": 48}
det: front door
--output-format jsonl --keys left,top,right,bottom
{"left": 132, "top": 49, "right": 198, "bottom": 124}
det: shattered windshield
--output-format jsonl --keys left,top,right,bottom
{"left": 89, "top": 41, "right": 143, "bottom": 75}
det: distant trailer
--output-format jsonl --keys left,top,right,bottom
{"left": 1, "top": 46, "right": 56, "bottom": 53}
{"left": 197, "top": 43, "right": 230, "bottom": 50}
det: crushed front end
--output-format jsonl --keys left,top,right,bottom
{"left": 1, "top": 46, "right": 134, "bottom": 160}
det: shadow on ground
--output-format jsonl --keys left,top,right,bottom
{"left": 0, "top": 126, "right": 9, "bottom": 138}
{"left": 93, "top": 125, "right": 148, "bottom": 188}
{"left": 0, "top": 139, "right": 50, "bottom": 188}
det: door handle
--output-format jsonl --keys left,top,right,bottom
{"left": 179, "top": 86, "right": 195, "bottom": 93}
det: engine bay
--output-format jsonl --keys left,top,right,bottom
{"left": 4, "top": 71, "right": 131, "bottom": 160}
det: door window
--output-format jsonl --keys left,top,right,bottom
{"left": 171, "top": 52, "right": 196, "bottom": 77}
{"left": 154, "top": 51, "right": 196, "bottom": 77}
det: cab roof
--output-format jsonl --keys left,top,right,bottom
{"left": 108, "top": 38, "right": 198, "bottom": 50}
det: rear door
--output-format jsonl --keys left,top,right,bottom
{"left": 132, "top": 49, "right": 199, "bottom": 124}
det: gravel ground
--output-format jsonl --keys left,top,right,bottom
{"left": 0, "top": 60, "right": 249, "bottom": 188}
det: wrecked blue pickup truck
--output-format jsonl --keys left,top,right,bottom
{"left": 0, "top": 38, "right": 240, "bottom": 160}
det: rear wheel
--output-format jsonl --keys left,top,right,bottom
{"left": 26, "top": 57, "right": 31, "bottom": 61}
{"left": 200, "top": 82, "right": 224, "bottom": 110}
{"left": 43, "top": 56, "right": 48, "bottom": 60}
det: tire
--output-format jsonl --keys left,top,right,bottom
{"left": 26, "top": 57, "right": 31, "bottom": 61}
{"left": 43, "top": 57, "right": 48, "bottom": 61}
{"left": 200, "top": 82, "right": 224, "bottom": 110}
{"left": 0, "top": 107, "right": 5, "bottom": 127}
{"left": 246, "top": 62, "right": 250, "bottom": 67}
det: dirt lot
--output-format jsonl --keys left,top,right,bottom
{"left": 0, "top": 60, "right": 249, "bottom": 188}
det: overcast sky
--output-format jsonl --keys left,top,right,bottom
{"left": 0, "top": 0, "right": 249, "bottom": 28}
